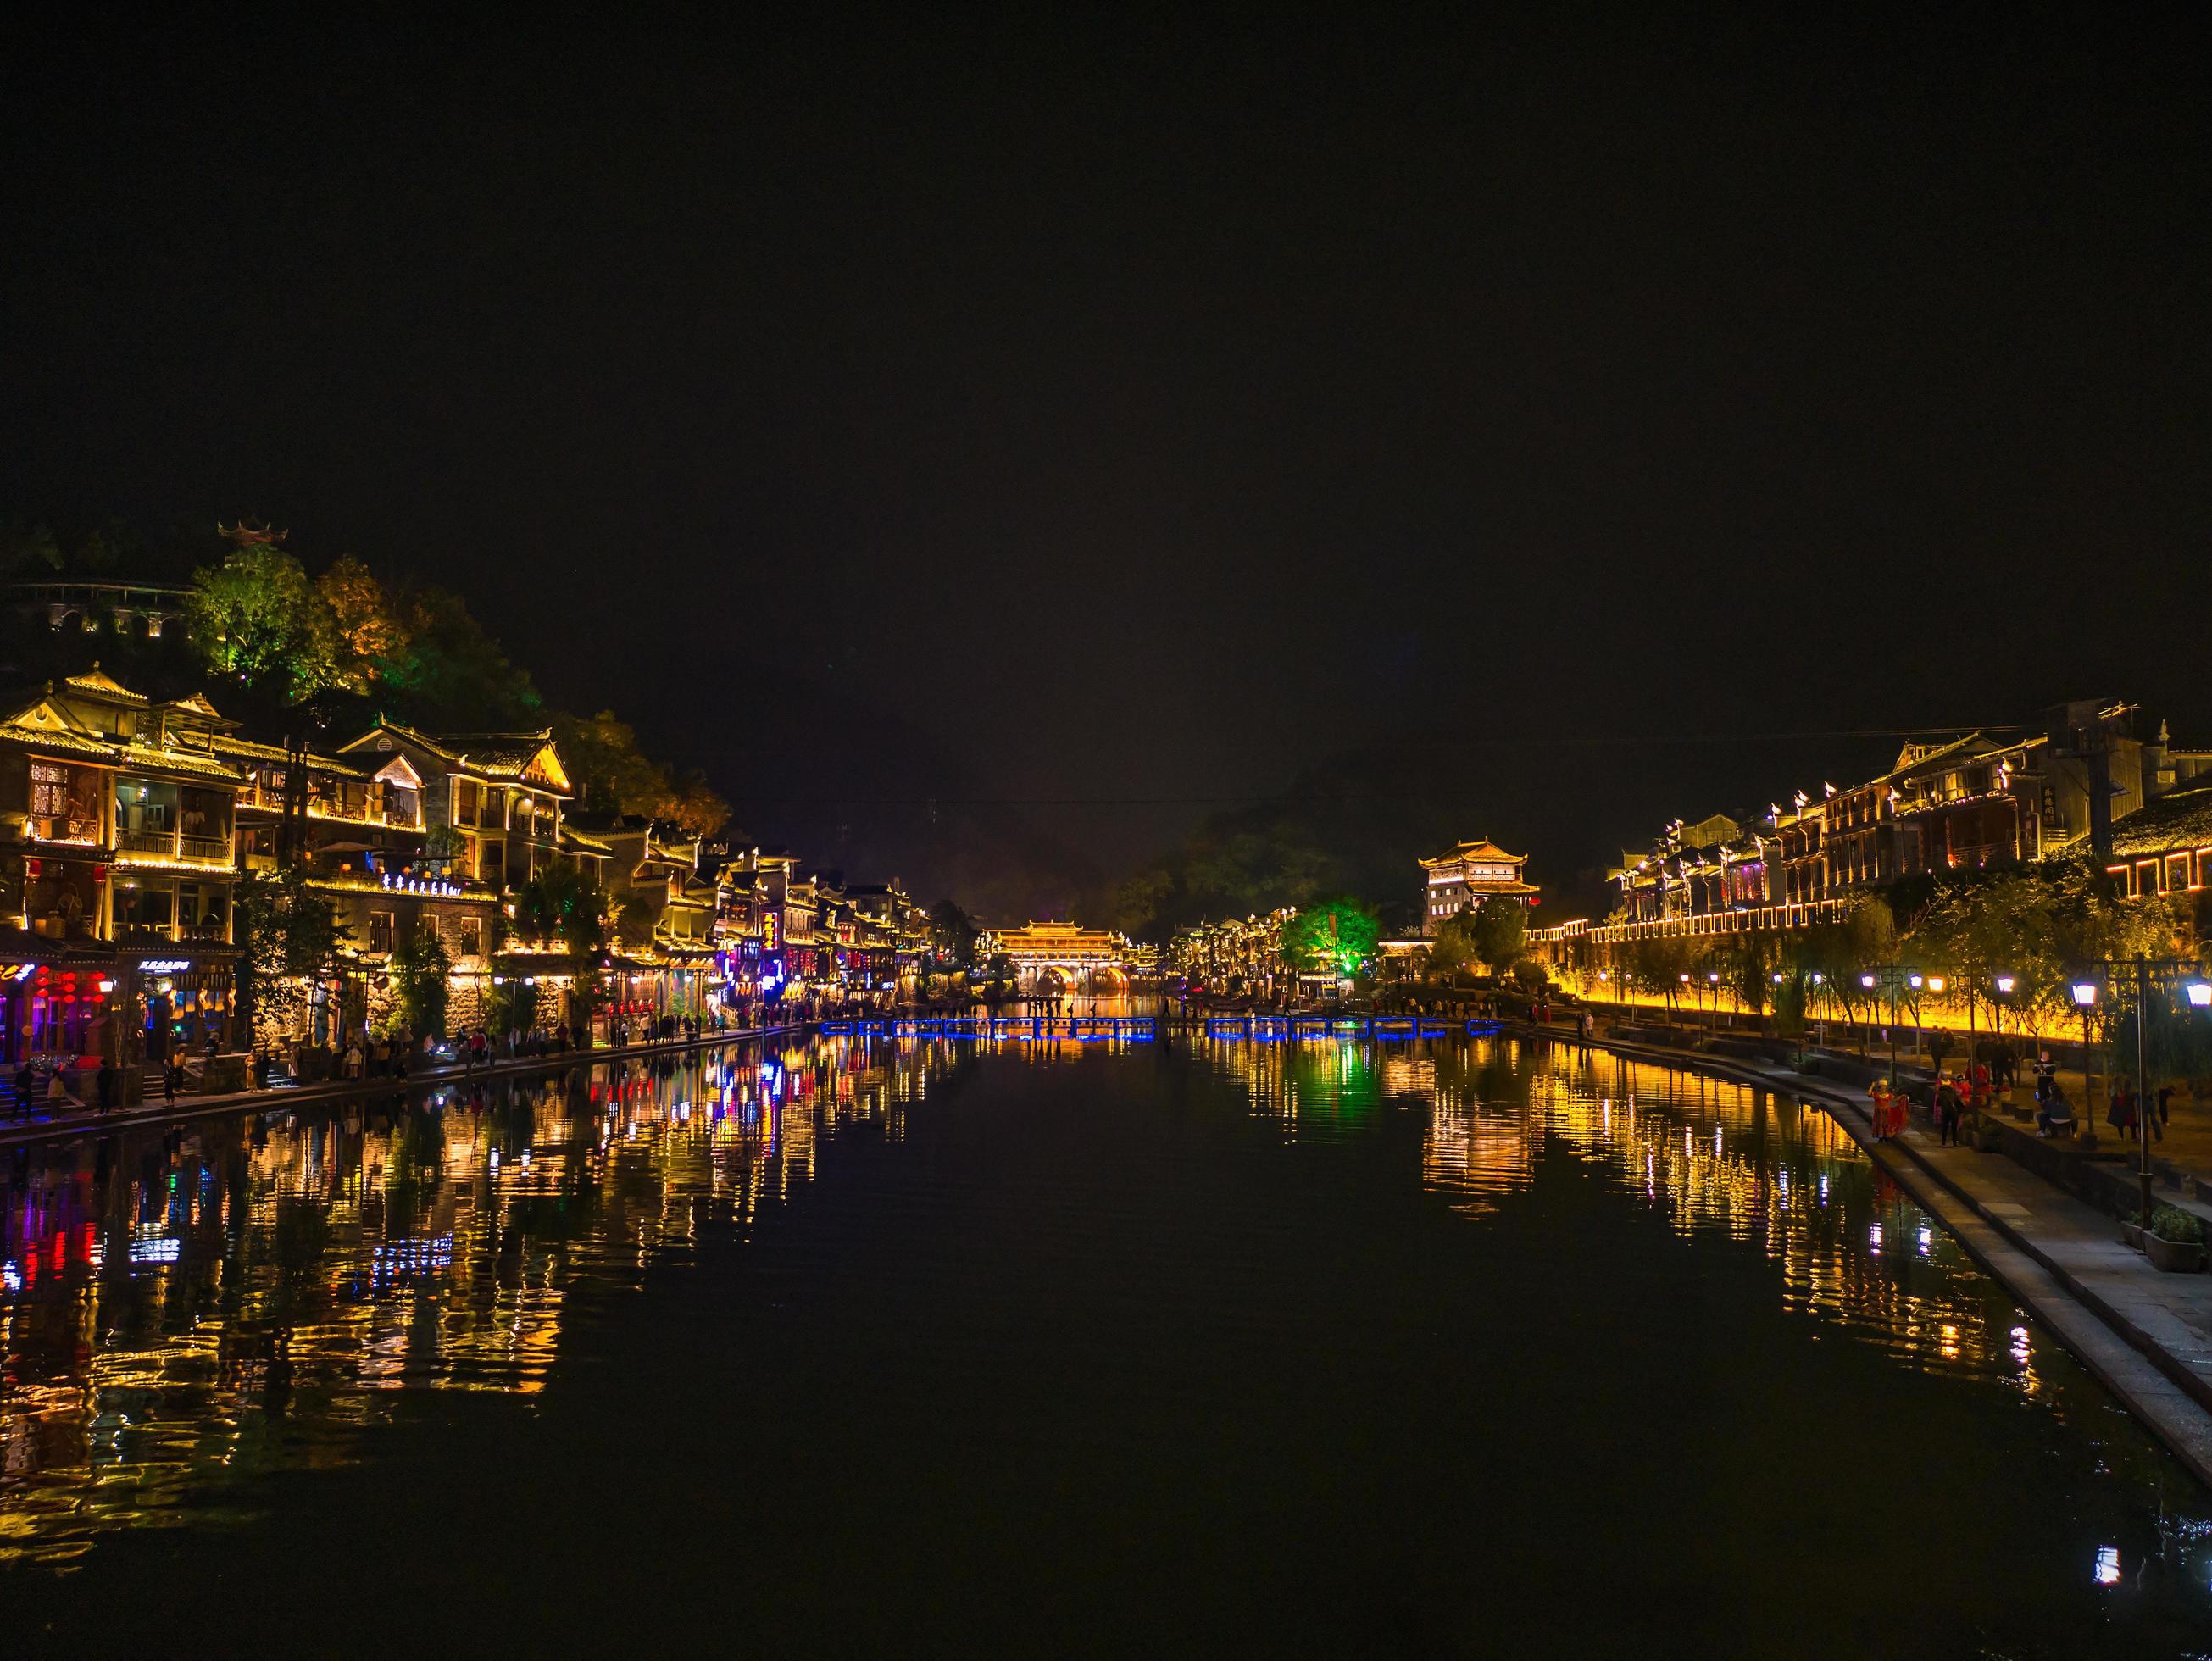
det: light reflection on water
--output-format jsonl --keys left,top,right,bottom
{"left": 1197, "top": 1033, "right": 2209, "bottom": 1547}
{"left": 0, "top": 1034, "right": 984, "bottom": 1564}
{"left": 0, "top": 1025, "right": 2207, "bottom": 1646}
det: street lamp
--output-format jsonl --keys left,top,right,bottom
{"left": 2075, "top": 956, "right": 2208, "bottom": 1229}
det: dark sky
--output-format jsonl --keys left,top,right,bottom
{"left": 4, "top": 11, "right": 2207, "bottom": 918}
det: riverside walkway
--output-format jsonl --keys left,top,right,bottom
{"left": 1537, "top": 1019, "right": 2212, "bottom": 1487}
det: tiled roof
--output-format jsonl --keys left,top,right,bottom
{"left": 0, "top": 719, "right": 114, "bottom": 758}
{"left": 60, "top": 665, "right": 148, "bottom": 703}
{"left": 206, "top": 732, "right": 369, "bottom": 776}
{"left": 1419, "top": 838, "right": 1526, "bottom": 869}
{"left": 2112, "top": 786, "right": 2212, "bottom": 858}
{"left": 114, "top": 743, "right": 245, "bottom": 783}
{"left": 434, "top": 731, "right": 554, "bottom": 774}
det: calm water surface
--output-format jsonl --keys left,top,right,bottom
{"left": 2, "top": 1025, "right": 2208, "bottom": 1656}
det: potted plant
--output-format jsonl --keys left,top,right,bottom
{"left": 2144, "top": 1205, "right": 2208, "bottom": 1274}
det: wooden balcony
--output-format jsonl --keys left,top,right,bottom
{"left": 114, "top": 825, "right": 235, "bottom": 866}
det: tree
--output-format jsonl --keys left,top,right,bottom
{"left": 377, "top": 583, "right": 542, "bottom": 729}
{"left": 512, "top": 863, "right": 611, "bottom": 954}
{"left": 929, "top": 900, "right": 979, "bottom": 974}
{"left": 236, "top": 867, "right": 348, "bottom": 1050}
{"left": 550, "top": 710, "right": 731, "bottom": 838}
{"left": 1625, "top": 934, "right": 1700, "bottom": 1017}
{"left": 1469, "top": 894, "right": 1526, "bottom": 975}
{"left": 615, "top": 895, "right": 656, "bottom": 949}
{"left": 316, "top": 555, "right": 409, "bottom": 690}
{"left": 1280, "top": 898, "right": 1380, "bottom": 978}
{"left": 1719, "top": 930, "right": 1776, "bottom": 1025}
{"left": 392, "top": 919, "right": 453, "bottom": 1039}
{"left": 1426, "top": 911, "right": 1481, "bottom": 982}
{"left": 186, "top": 541, "right": 345, "bottom": 702}
{"left": 656, "top": 769, "right": 731, "bottom": 840}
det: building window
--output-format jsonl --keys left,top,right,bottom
{"left": 29, "top": 762, "right": 67, "bottom": 818}
{"left": 369, "top": 910, "right": 394, "bottom": 955}
{"left": 458, "top": 917, "right": 482, "bottom": 957}
{"left": 454, "top": 778, "right": 479, "bottom": 826}
{"left": 114, "top": 880, "right": 175, "bottom": 941}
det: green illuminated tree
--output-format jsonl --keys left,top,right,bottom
{"left": 1280, "top": 898, "right": 1380, "bottom": 977}
{"left": 186, "top": 541, "right": 345, "bottom": 701}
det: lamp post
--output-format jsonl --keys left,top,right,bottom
{"left": 1860, "top": 964, "right": 1915, "bottom": 1086}
{"left": 2070, "top": 979, "right": 2098, "bottom": 1148}
{"left": 2071, "top": 957, "right": 2208, "bottom": 1229}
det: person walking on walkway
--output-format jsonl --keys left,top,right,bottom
{"left": 2108, "top": 1075, "right": 2139, "bottom": 1142}
{"left": 95, "top": 1056, "right": 116, "bottom": 1115}
{"left": 1937, "top": 1075, "right": 1964, "bottom": 1147}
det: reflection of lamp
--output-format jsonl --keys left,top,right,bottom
{"left": 1926, "top": 976, "right": 1945, "bottom": 993}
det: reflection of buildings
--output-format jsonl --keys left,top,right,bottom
{"left": 1191, "top": 1032, "right": 2048, "bottom": 1392}
{"left": 0, "top": 1032, "right": 954, "bottom": 1564}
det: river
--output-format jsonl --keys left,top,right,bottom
{"left": 1, "top": 1024, "right": 2206, "bottom": 1655}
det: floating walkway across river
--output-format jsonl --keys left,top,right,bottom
{"left": 816, "top": 1014, "right": 1510, "bottom": 1044}
{"left": 1201, "top": 1015, "right": 1500, "bottom": 1040}
{"left": 820, "top": 1015, "right": 1158, "bottom": 1041}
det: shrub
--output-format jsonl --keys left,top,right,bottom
{"left": 2148, "top": 1204, "right": 2205, "bottom": 1245}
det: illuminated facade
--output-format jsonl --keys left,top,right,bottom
{"left": 1418, "top": 839, "right": 1537, "bottom": 934}
{"left": 979, "top": 920, "right": 1138, "bottom": 987}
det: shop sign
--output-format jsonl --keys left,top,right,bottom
{"left": 140, "top": 958, "right": 193, "bottom": 974}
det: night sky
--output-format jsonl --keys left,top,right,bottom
{"left": 4, "top": 12, "right": 2207, "bottom": 918}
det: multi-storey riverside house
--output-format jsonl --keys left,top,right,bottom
{"left": 216, "top": 729, "right": 505, "bottom": 1040}
{"left": 570, "top": 815, "right": 717, "bottom": 1024}
{"left": 1772, "top": 797, "right": 1826, "bottom": 907}
{"left": 0, "top": 667, "right": 244, "bottom": 1068}
{"left": 336, "top": 722, "right": 575, "bottom": 891}
{"left": 333, "top": 722, "right": 581, "bottom": 1031}
{"left": 1417, "top": 840, "right": 1537, "bottom": 934}
{"left": 709, "top": 848, "right": 819, "bottom": 1003}
{"left": 843, "top": 882, "right": 930, "bottom": 992}
{"left": 1535, "top": 703, "right": 2197, "bottom": 981}
{"left": 712, "top": 860, "right": 770, "bottom": 1005}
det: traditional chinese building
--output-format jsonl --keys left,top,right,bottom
{"left": 1418, "top": 840, "right": 1537, "bottom": 934}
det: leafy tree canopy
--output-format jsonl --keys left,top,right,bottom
{"left": 185, "top": 542, "right": 347, "bottom": 703}
{"left": 552, "top": 708, "right": 731, "bottom": 839}
{"left": 1281, "top": 898, "right": 1380, "bottom": 976}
